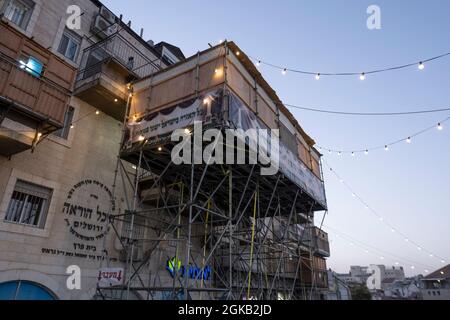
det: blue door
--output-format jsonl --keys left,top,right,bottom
{"left": 0, "top": 281, "right": 57, "bottom": 300}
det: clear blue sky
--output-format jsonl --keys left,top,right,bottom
{"left": 103, "top": 0, "right": 450, "bottom": 276}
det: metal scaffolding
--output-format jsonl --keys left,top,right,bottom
{"left": 94, "top": 42, "right": 328, "bottom": 301}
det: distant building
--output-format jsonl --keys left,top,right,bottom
{"left": 421, "top": 265, "right": 450, "bottom": 300}
{"left": 327, "top": 269, "right": 351, "bottom": 300}
{"left": 367, "top": 265, "right": 405, "bottom": 291}
{"left": 336, "top": 265, "right": 370, "bottom": 285}
{"left": 384, "top": 277, "right": 422, "bottom": 300}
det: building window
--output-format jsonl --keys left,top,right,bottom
{"left": 0, "top": 0, "right": 35, "bottom": 29}
{"left": 58, "top": 29, "right": 81, "bottom": 62}
{"left": 19, "top": 56, "right": 43, "bottom": 77}
{"left": 53, "top": 106, "right": 75, "bottom": 139}
{"left": 4, "top": 180, "right": 53, "bottom": 229}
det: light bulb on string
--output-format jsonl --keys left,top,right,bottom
{"left": 384, "top": 145, "right": 389, "bottom": 151}
{"left": 359, "top": 73, "right": 366, "bottom": 81}
{"left": 418, "top": 62, "right": 425, "bottom": 70}
{"left": 406, "top": 137, "right": 412, "bottom": 144}
{"left": 437, "top": 123, "right": 444, "bottom": 131}
{"left": 315, "top": 73, "right": 321, "bottom": 80}
{"left": 282, "top": 68, "right": 287, "bottom": 75}
{"left": 351, "top": 152, "right": 355, "bottom": 157}
{"left": 364, "top": 150, "right": 369, "bottom": 155}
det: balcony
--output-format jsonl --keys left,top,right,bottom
{"left": 0, "top": 21, "right": 75, "bottom": 157}
{"left": 75, "top": 34, "right": 159, "bottom": 121}
{"left": 312, "top": 227, "right": 330, "bottom": 258}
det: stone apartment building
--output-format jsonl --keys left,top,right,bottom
{"left": 0, "top": 0, "right": 183, "bottom": 300}
{"left": 0, "top": 0, "right": 330, "bottom": 301}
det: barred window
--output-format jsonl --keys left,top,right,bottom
{"left": 4, "top": 180, "right": 52, "bottom": 229}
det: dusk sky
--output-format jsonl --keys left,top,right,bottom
{"left": 103, "top": 0, "right": 450, "bottom": 276}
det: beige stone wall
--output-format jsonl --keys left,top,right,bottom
{"left": 0, "top": 95, "right": 127, "bottom": 299}
{"left": 0, "top": 0, "right": 163, "bottom": 300}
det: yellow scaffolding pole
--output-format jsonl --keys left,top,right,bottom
{"left": 247, "top": 188, "right": 258, "bottom": 299}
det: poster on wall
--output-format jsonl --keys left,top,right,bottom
{"left": 97, "top": 268, "right": 124, "bottom": 287}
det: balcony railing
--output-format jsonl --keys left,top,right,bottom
{"left": 312, "top": 227, "right": 330, "bottom": 258}
{"left": 76, "top": 33, "right": 160, "bottom": 83}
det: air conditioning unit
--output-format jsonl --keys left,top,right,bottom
{"left": 92, "top": 14, "right": 118, "bottom": 39}
{"left": 99, "top": 6, "right": 116, "bottom": 24}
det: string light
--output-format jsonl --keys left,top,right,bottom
{"left": 327, "top": 225, "right": 437, "bottom": 271}
{"left": 359, "top": 73, "right": 366, "bottom": 81}
{"left": 248, "top": 51, "right": 450, "bottom": 79}
{"left": 315, "top": 73, "right": 320, "bottom": 80}
{"left": 282, "top": 68, "right": 287, "bottom": 75}
{"left": 323, "top": 160, "right": 448, "bottom": 265}
{"left": 158, "top": 146, "right": 163, "bottom": 152}
{"left": 319, "top": 117, "right": 450, "bottom": 157}
{"left": 95, "top": 110, "right": 100, "bottom": 115}
{"left": 418, "top": 62, "right": 425, "bottom": 70}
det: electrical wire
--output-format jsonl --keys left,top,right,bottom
{"left": 285, "top": 104, "right": 450, "bottom": 117}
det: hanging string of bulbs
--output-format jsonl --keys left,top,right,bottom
{"left": 249, "top": 51, "right": 450, "bottom": 80}
{"left": 317, "top": 116, "right": 449, "bottom": 157}
{"left": 326, "top": 225, "right": 436, "bottom": 273}
{"left": 323, "top": 160, "right": 447, "bottom": 265}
